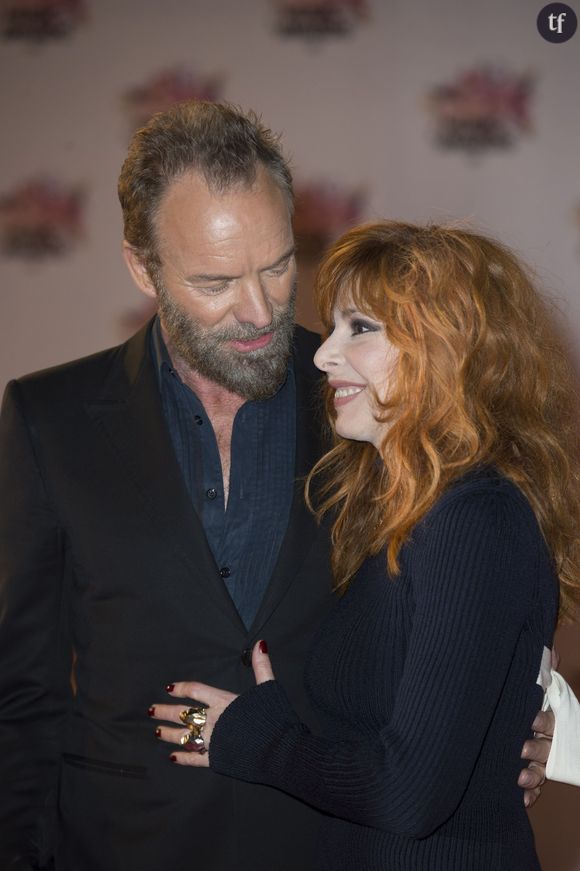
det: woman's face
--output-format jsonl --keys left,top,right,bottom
{"left": 314, "top": 299, "right": 399, "bottom": 449}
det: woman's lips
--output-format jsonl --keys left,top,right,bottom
{"left": 229, "top": 332, "right": 274, "bottom": 352}
{"left": 331, "top": 383, "right": 366, "bottom": 407}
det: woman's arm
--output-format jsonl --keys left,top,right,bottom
{"left": 154, "top": 486, "right": 552, "bottom": 837}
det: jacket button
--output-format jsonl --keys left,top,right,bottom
{"left": 241, "top": 648, "right": 252, "bottom": 667}
{"left": 219, "top": 566, "right": 231, "bottom": 579}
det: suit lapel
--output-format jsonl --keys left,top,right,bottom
{"left": 249, "top": 335, "right": 329, "bottom": 636}
{"left": 84, "top": 322, "right": 245, "bottom": 630}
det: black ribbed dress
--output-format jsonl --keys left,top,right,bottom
{"left": 210, "top": 470, "right": 558, "bottom": 869}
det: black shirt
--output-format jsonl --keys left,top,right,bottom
{"left": 151, "top": 318, "right": 296, "bottom": 628}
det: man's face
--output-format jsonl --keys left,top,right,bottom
{"left": 151, "top": 166, "right": 296, "bottom": 400}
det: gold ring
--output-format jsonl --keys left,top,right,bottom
{"left": 179, "top": 706, "right": 207, "bottom": 728}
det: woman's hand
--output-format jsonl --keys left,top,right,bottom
{"left": 150, "top": 640, "right": 273, "bottom": 767}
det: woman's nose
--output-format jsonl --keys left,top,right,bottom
{"left": 314, "top": 334, "right": 339, "bottom": 372}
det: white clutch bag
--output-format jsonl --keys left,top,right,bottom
{"left": 537, "top": 645, "right": 580, "bottom": 787}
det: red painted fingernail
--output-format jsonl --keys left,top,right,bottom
{"left": 259, "top": 639, "right": 268, "bottom": 654}
{"left": 147, "top": 706, "right": 155, "bottom": 717}
{"left": 170, "top": 755, "right": 177, "bottom": 763}
{"left": 165, "top": 684, "right": 175, "bottom": 693}
{"left": 155, "top": 727, "right": 161, "bottom": 737}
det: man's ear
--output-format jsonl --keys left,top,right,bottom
{"left": 122, "top": 241, "right": 158, "bottom": 300}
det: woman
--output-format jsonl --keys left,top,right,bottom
{"left": 152, "top": 222, "right": 580, "bottom": 869}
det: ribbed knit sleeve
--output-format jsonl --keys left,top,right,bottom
{"left": 210, "top": 484, "right": 545, "bottom": 838}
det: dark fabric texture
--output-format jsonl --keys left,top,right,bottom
{"left": 0, "top": 320, "right": 333, "bottom": 871}
{"left": 210, "top": 470, "right": 559, "bottom": 870}
{"left": 151, "top": 318, "right": 296, "bottom": 628}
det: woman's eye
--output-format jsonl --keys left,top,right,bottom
{"left": 351, "top": 318, "right": 376, "bottom": 335}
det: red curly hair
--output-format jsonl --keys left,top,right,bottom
{"left": 306, "top": 221, "right": 580, "bottom": 621}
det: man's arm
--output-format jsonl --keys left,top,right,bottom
{"left": 519, "top": 709, "right": 554, "bottom": 807}
{"left": 519, "top": 646, "right": 580, "bottom": 803}
{"left": 0, "top": 381, "right": 72, "bottom": 869}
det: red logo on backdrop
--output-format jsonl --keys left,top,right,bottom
{"left": 273, "top": 0, "right": 369, "bottom": 39}
{"left": 2, "top": 0, "right": 87, "bottom": 41}
{"left": 291, "top": 180, "right": 365, "bottom": 326}
{"left": 294, "top": 181, "right": 365, "bottom": 257}
{"left": 0, "top": 177, "right": 85, "bottom": 258}
{"left": 427, "top": 66, "right": 534, "bottom": 155}
{"left": 123, "top": 68, "right": 224, "bottom": 131}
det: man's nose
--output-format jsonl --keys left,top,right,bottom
{"left": 234, "top": 282, "right": 273, "bottom": 329}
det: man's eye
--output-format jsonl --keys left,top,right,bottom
{"left": 268, "top": 260, "right": 290, "bottom": 277}
{"left": 198, "top": 282, "right": 228, "bottom": 294}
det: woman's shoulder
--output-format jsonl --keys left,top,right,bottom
{"left": 433, "top": 466, "right": 532, "bottom": 511}
{"left": 413, "top": 467, "right": 542, "bottom": 551}
{"left": 401, "top": 468, "right": 558, "bottom": 623}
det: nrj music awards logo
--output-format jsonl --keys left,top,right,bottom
{"left": 1, "top": 0, "right": 87, "bottom": 42}
{"left": 273, "top": 0, "right": 369, "bottom": 39}
{"left": 123, "top": 68, "right": 224, "bottom": 131}
{"left": 0, "top": 177, "right": 85, "bottom": 259}
{"left": 294, "top": 180, "right": 365, "bottom": 257}
{"left": 427, "top": 66, "right": 534, "bottom": 156}
{"left": 291, "top": 180, "right": 365, "bottom": 325}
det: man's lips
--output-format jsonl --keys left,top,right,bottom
{"left": 229, "top": 332, "right": 274, "bottom": 352}
{"left": 329, "top": 381, "right": 366, "bottom": 407}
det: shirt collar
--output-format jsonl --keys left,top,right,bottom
{"left": 151, "top": 316, "right": 175, "bottom": 386}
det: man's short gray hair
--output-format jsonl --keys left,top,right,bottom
{"left": 118, "top": 100, "right": 294, "bottom": 276}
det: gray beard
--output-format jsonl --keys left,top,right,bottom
{"left": 157, "top": 280, "right": 296, "bottom": 401}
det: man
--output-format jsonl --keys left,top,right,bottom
{"left": 0, "top": 101, "right": 550, "bottom": 871}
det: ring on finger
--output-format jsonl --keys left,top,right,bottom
{"left": 179, "top": 725, "right": 207, "bottom": 754}
{"left": 179, "top": 706, "right": 207, "bottom": 728}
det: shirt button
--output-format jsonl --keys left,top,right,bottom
{"left": 241, "top": 648, "right": 252, "bottom": 667}
{"left": 219, "top": 566, "right": 231, "bottom": 579}
{"left": 206, "top": 488, "right": 217, "bottom": 500}
{"left": 194, "top": 415, "right": 203, "bottom": 425}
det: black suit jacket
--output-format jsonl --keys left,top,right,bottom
{"left": 0, "top": 322, "right": 333, "bottom": 871}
